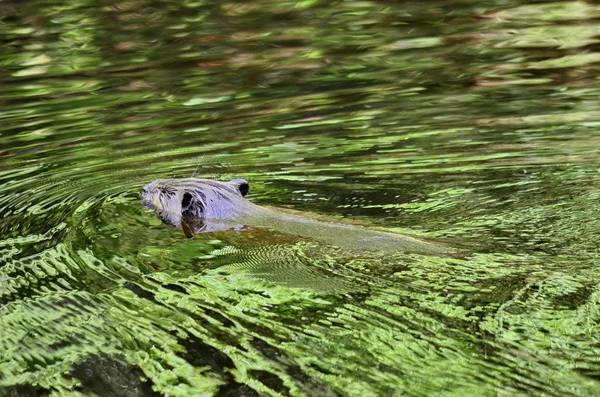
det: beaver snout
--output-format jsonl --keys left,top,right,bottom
{"left": 141, "top": 186, "right": 153, "bottom": 208}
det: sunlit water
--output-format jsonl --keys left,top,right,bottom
{"left": 2, "top": 0, "right": 600, "bottom": 396}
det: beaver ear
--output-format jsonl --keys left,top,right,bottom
{"left": 230, "top": 178, "right": 249, "bottom": 197}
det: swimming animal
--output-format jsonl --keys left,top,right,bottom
{"left": 142, "top": 178, "right": 452, "bottom": 255}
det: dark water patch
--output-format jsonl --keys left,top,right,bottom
{"left": 178, "top": 333, "right": 235, "bottom": 377}
{"left": 248, "top": 370, "right": 289, "bottom": 396}
{"left": 551, "top": 284, "right": 595, "bottom": 310}
{"left": 202, "top": 306, "right": 237, "bottom": 329}
{"left": 250, "top": 337, "right": 339, "bottom": 397}
{"left": 216, "top": 382, "right": 260, "bottom": 397}
{"left": 162, "top": 283, "right": 187, "bottom": 294}
{"left": 0, "top": 384, "right": 51, "bottom": 397}
{"left": 69, "top": 355, "right": 160, "bottom": 397}
{"left": 124, "top": 281, "right": 161, "bottom": 305}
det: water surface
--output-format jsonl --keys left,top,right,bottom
{"left": 2, "top": 0, "right": 600, "bottom": 396}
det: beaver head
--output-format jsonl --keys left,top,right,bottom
{"left": 142, "top": 178, "right": 253, "bottom": 237}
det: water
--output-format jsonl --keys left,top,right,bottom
{"left": 2, "top": 0, "right": 600, "bottom": 395}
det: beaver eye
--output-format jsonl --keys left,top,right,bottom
{"left": 182, "top": 192, "right": 193, "bottom": 210}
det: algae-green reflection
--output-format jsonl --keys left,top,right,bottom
{"left": 2, "top": 0, "right": 600, "bottom": 395}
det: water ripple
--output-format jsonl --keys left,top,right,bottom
{"left": 2, "top": 0, "right": 600, "bottom": 395}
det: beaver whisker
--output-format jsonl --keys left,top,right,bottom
{"left": 191, "top": 158, "right": 203, "bottom": 178}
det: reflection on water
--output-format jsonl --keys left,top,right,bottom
{"left": 2, "top": 0, "right": 600, "bottom": 395}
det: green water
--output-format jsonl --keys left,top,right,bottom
{"left": 2, "top": 0, "right": 600, "bottom": 396}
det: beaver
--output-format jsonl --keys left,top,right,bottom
{"left": 142, "top": 178, "right": 452, "bottom": 255}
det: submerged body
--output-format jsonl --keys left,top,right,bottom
{"left": 142, "top": 178, "right": 451, "bottom": 255}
